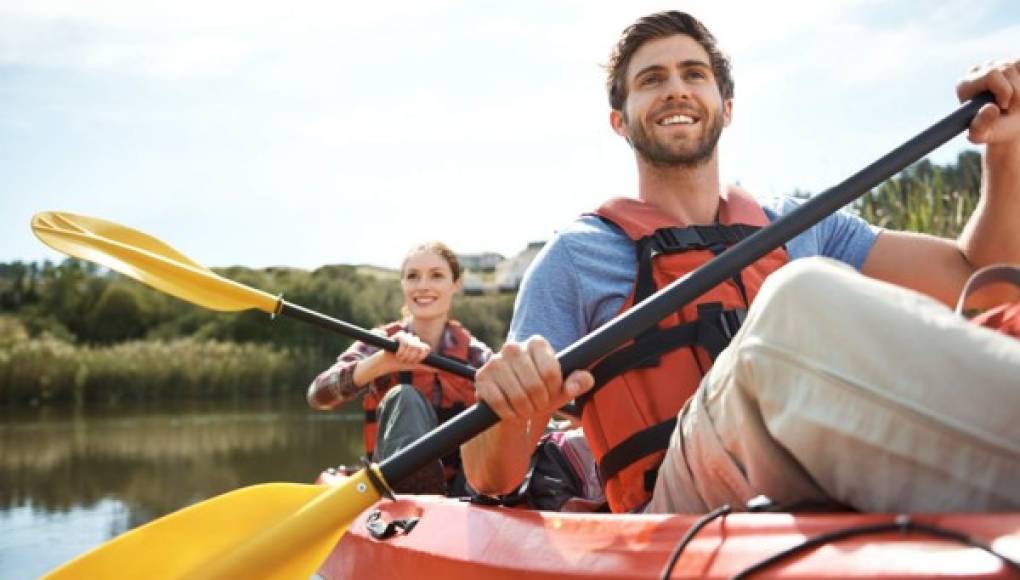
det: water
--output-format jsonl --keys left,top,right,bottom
{"left": 0, "top": 397, "right": 363, "bottom": 579}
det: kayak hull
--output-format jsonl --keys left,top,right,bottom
{"left": 318, "top": 493, "right": 1020, "bottom": 579}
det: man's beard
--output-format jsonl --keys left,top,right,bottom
{"left": 625, "top": 109, "right": 723, "bottom": 168}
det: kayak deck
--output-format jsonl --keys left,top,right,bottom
{"left": 319, "top": 494, "right": 1020, "bottom": 579}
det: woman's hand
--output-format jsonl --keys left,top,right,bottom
{"left": 383, "top": 330, "right": 433, "bottom": 374}
{"left": 352, "top": 330, "right": 433, "bottom": 387}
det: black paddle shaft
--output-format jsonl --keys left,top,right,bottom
{"left": 378, "top": 92, "right": 993, "bottom": 488}
{"left": 279, "top": 301, "right": 478, "bottom": 380}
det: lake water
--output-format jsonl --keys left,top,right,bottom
{"left": 0, "top": 397, "right": 363, "bottom": 579}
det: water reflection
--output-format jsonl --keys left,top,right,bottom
{"left": 0, "top": 397, "right": 362, "bottom": 579}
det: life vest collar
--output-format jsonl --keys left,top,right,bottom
{"left": 596, "top": 185, "right": 768, "bottom": 238}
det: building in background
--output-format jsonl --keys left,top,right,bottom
{"left": 460, "top": 242, "right": 544, "bottom": 294}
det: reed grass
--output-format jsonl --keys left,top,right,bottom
{"left": 0, "top": 317, "right": 322, "bottom": 406}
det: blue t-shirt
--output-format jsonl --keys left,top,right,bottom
{"left": 508, "top": 196, "right": 880, "bottom": 351}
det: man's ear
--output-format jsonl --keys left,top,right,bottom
{"left": 723, "top": 98, "right": 733, "bottom": 128}
{"left": 610, "top": 109, "right": 628, "bottom": 137}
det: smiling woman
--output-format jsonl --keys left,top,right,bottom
{"left": 306, "top": 242, "right": 493, "bottom": 496}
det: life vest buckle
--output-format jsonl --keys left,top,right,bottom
{"left": 651, "top": 227, "right": 706, "bottom": 253}
{"left": 720, "top": 308, "right": 747, "bottom": 339}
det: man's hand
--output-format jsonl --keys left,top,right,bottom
{"left": 957, "top": 58, "right": 1020, "bottom": 145}
{"left": 475, "top": 336, "right": 594, "bottom": 423}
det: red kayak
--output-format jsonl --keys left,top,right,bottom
{"left": 316, "top": 472, "right": 1020, "bottom": 579}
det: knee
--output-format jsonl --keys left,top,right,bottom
{"left": 378, "top": 383, "right": 419, "bottom": 409}
{"left": 755, "top": 257, "right": 854, "bottom": 316}
{"left": 734, "top": 258, "right": 857, "bottom": 348}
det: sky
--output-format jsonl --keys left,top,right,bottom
{"left": 2, "top": 0, "right": 1018, "bottom": 270}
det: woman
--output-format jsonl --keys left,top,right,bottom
{"left": 307, "top": 242, "right": 492, "bottom": 495}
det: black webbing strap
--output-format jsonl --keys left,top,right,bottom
{"left": 590, "top": 321, "right": 698, "bottom": 384}
{"left": 576, "top": 321, "right": 697, "bottom": 410}
{"left": 598, "top": 417, "right": 678, "bottom": 486}
{"left": 634, "top": 237, "right": 658, "bottom": 318}
{"left": 575, "top": 305, "right": 746, "bottom": 411}
{"left": 693, "top": 303, "right": 746, "bottom": 359}
{"left": 632, "top": 223, "right": 760, "bottom": 351}
{"left": 650, "top": 224, "right": 760, "bottom": 254}
{"left": 435, "top": 402, "right": 467, "bottom": 424}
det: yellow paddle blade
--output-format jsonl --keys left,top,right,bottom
{"left": 31, "top": 211, "right": 280, "bottom": 314}
{"left": 43, "top": 469, "right": 385, "bottom": 580}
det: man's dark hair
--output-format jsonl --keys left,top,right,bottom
{"left": 606, "top": 11, "right": 734, "bottom": 111}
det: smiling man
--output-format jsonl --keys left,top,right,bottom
{"left": 461, "top": 11, "right": 1020, "bottom": 514}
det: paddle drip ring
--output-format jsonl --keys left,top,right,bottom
{"left": 361, "top": 456, "right": 396, "bottom": 501}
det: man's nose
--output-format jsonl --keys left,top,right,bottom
{"left": 662, "top": 75, "right": 692, "bottom": 102}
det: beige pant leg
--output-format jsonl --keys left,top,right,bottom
{"left": 648, "top": 257, "right": 1020, "bottom": 514}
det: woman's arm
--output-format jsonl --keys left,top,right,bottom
{"left": 306, "top": 341, "right": 379, "bottom": 410}
{"left": 307, "top": 330, "right": 431, "bottom": 410}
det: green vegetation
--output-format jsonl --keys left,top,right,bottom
{"left": 0, "top": 321, "right": 319, "bottom": 406}
{"left": 0, "top": 260, "right": 515, "bottom": 407}
{"left": 854, "top": 150, "right": 981, "bottom": 237}
{"left": 1, "top": 151, "right": 982, "bottom": 407}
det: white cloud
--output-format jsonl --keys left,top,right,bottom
{"left": 0, "top": 0, "right": 466, "bottom": 77}
{"left": 2, "top": 0, "right": 1016, "bottom": 269}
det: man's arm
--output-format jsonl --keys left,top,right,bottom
{"left": 461, "top": 231, "right": 601, "bottom": 495}
{"left": 862, "top": 59, "right": 1020, "bottom": 306}
{"left": 462, "top": 338, "right": 591, "bottom": 495}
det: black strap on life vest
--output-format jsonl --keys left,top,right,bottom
{"left": 632, "top": 224, "right": 757, "bottom": 360}
{"left": 581, "top": 304, "right": 746, "bottom": 489}
{"left": 597, "top": 417, "right": 678, "bottom": 490}
{"left": 574, "top": 302, "right": 746, "bottom": 412}
{"left": 634, "top": 224, "right": 759, "bottom": 309}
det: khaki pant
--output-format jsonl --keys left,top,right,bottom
{"left": 647, "top": 258, "right": 1020, "bottom": 514}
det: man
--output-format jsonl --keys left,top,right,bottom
{"left": 461, "top": 11, "right": 1020, "bottom": 514}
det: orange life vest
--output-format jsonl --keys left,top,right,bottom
{"left": 579, "top": 186, "right": 789, "bottom": 513}
{"left": 362, "top": 320, "right": 477, "bottom": 459}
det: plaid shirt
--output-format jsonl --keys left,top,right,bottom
{"left": 307, "top": 321, "right": 492, "bottom": 410}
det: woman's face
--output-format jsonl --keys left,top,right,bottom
{"left": 401, "top": 250, "right": 459, "bottom": 321}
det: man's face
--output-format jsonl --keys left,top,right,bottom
{"left": 611, "top": 34, "right": 732, "bottom": 167}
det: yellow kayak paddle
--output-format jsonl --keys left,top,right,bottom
{"left": 31, "top": 211, "right": 478, "bottom": 380}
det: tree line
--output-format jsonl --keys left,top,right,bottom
{"left": 0, "top": 150, "right": 981, "bottom": 406}
{"left": 0, "top": 261, "right": 514, "bottom": 406}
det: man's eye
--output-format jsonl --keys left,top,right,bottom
{"left": 639, "top": 75, "right": 661, "bottom": 87}
{"left": 687, "top": 70, "right": 707, "bottom": 80}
